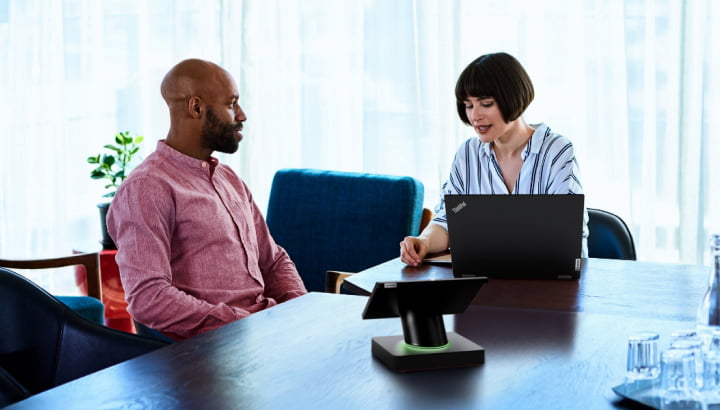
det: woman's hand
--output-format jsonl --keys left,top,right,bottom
{"left": 400, "top": 236, "right": 429, "bottom": 267}
{"left": 399, "top": 224, "right": 450, "bottom": 267}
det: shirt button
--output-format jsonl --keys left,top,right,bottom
{"left": 201, "top": 162, "right": 207, "bottom": 168}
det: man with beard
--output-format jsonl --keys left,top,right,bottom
{"left": 107, "top": 59, "right": 307, "bottom": 341}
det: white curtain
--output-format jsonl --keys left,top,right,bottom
{"left": 1, "top": 0, "right": 719, "bottom": 281}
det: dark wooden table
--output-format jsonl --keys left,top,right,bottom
{"left": 6, "top": 292, "right": 693, "bottom": 409}
{"left": 344, "top": 257, "right": 710, "bottom": 321}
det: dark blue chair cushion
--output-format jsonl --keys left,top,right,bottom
{"left": 266, "top": 168, "right": 424, "bottom": 292}
{"left": 587, "top": 208, "right": 637, "bottom": 260}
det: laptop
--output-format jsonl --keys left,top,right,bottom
{"left": 444, "top": 194, "right": 585, "bottom": 280}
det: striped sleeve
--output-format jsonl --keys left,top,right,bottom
{"left": 432, "top": 139, "right": 475, "bottom": 227}
{"left": 543, "top": 137, "right": 582, "bottom": 195}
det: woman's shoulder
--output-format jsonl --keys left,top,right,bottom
{"left": 531, "top": 123, "right": 574, "bottom": 150}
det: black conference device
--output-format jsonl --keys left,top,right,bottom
{"left": 362, "top": 277, "right": 488, "bottom": 372}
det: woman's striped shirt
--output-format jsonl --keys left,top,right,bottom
{"left": 431, "top": 123, "right": 588, "bottom": 253}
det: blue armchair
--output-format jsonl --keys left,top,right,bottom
{"left": 266, "top": 168, "right": 425, "bottom": 292}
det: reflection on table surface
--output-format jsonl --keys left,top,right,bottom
{"left": 7, "top": 292, "right": 688, "bottom": 409}
{"left": 344, "top": 257, "right": 709, "bottom": 321}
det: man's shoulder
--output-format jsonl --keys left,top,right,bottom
{"left": 128, "top": 150, "right": 177, "bottom": 179}
{"left": 116, "top": 153, "right": 175, "bottom": 195}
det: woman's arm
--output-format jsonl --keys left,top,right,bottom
{"left": 399, "top": 223, "right": 450, "bottom": 267}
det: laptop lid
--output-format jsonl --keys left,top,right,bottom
{"left": 445, "top": 194, "right": 584, "bottom": 280}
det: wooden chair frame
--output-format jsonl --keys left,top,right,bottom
{"left": 0, "top": 253, "right": 102, "bottom": 301}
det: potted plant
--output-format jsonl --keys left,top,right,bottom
{"left": 87, "top": 131, "right": 144, "bottom": 249}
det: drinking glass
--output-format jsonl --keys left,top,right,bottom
{"left": 703, "top": 350, "right": 720, "bottom": 406}
{"left": 626, "top": 331, "right": 660, "bottom": 382}
{"left": 660, "top": 349, "right": 702, "bottom": 409}
{"left": 671, "top": 338, "right": 704, "bottom": 388}
{"left": 670, "top": 329, "right": 699, "bottom": 342}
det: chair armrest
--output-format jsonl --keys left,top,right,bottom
{"left": 0, "top": 253, "right": 102, "bottom": 301}
{"left": 420, "top": 208, "right": 434, "bottom": 232}
{"left": 325, "top": 271, "right": 355, "bottom": 294}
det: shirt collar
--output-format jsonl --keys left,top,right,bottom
{"left": 480, "top": 122, "right": 548, "bottom": 160}
{"left": 155, "top": 140, "right": 218, "bottom": 177}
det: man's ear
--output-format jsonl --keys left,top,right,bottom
{"left": 188, "top": 96, "right": 203, "bottom": 119}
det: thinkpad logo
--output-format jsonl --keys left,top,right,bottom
{"left": 451, "top": 201, "right": 467, "bottom": 214}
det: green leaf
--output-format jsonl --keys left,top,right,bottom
{"left": 90, "top": 130, "right": 144, "bottom": 191}
{"left": 101, "top": 155, "right": 116, "bottom": 166}
{"left": 102, "top": 192, "right": 115, "bottom": 198}
{"left": 103, "top": 144, "right": 121, "bottom": 153}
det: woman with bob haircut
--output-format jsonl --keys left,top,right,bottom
{"left": 400, "top": 52, "right": 588, "bottom": 266}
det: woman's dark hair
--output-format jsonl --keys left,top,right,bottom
{"left": 455, "top": 52, "right": 534, "bottom": 125}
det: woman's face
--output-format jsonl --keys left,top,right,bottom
{"left": 463, "top": 96, "right": 511, "bottom": 143}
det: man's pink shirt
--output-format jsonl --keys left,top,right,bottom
{"left": 107, "top": 141, "right": 307, "bottom": 340}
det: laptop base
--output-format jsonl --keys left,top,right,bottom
{"left": 371, "top": 332, "right": 484, "bottom": 372}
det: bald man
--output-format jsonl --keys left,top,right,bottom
{"left": 107, "top": 59, "right": 307, "bottom": 341}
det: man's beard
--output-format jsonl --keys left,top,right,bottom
{"left": 201, "top": 108, "right": 242, "bottom": 154}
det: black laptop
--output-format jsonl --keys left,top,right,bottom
{"left": 444, "top": 194, "right": 585, "bottom": 280}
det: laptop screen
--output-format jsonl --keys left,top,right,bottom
{"left": 444, "top": 194, "right": 585, "bottom": 280}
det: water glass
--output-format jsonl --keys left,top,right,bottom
{"left": 671, "top": 329, "right": 699, "bottom": 342}
{"left": 660, "top": 349, "right": 702, "bottom": 409}
{"left": 626, "top": 331, "right": 660, "bottom": 381}
{"left": 703, "top": 350, "right": 720, "bottom": 405}
{"left": 671, "top": 338, "right": 705, "bottom": 388}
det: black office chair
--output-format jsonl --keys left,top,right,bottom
{"left": 0, "top": 267, "right": 170, "bottom": 407}
{"left": 587, "top": 208, "right": 637, "bottom": 260}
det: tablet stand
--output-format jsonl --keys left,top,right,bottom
{"left": 362, "top": 278, "right": 488, "bottom": 372}
{"left": 371, "top": 332, "right": 484, "bottom": 372}
{"left": 401, "top": 309, "right": 447, "bottom": 346}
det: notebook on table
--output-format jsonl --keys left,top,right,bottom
{"left": 444, "top": 194, "right": 585, "bottom": 280}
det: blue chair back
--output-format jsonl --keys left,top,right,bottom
{"left": 266, "top": 168, "right": 424, "bottom": 292}
{"left": 587, "top": 208, "right": 637, "bottom": 260}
